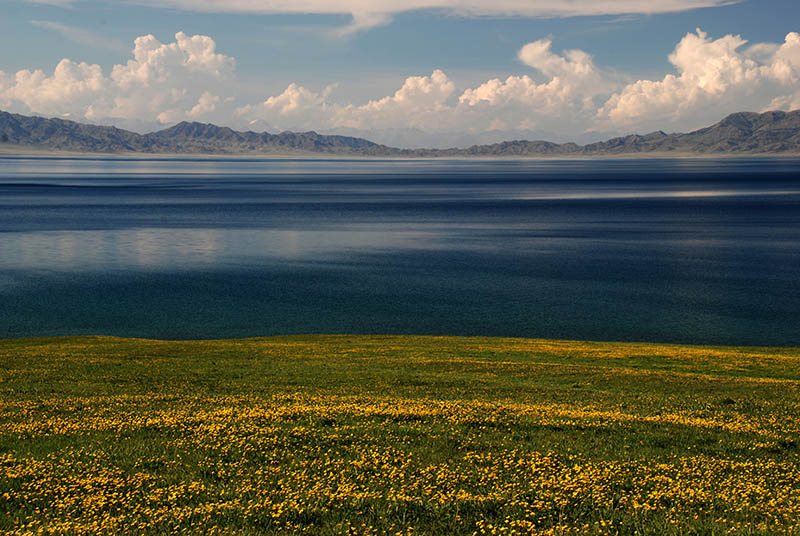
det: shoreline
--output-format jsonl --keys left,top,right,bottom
{"left": 2, "top": 145, "right": 800, "bottom": 160}
{"left": 2, "top": 333, "right": 797, "bottom": 351}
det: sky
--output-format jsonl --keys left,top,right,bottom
{"left": 1, "top": 0, "right": 799, "bottom": 147}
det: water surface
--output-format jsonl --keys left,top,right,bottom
{"left": 1, "top": 156, "right": 799, "bottom": 345}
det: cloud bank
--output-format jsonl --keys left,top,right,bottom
{"left": 103, "top": 0, "right": 736, "bottom": 33}
{"left": 1, "top": 31, "right": 235, "bottom": 125}
{"left": 597, "top": 29, "right": 800, "bottom": 131}
{"left": 2, "top": 28, "right": 799, "bottom": 145}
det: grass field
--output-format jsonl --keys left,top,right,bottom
{"left": 1, "top": 335, "right": 799, "bottom": 535}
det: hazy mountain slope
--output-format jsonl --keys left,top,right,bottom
{"left": 577, "top": 110, "right": 800, "bottom": 154}
{"left": 0, "top": 111, "right": 398, "bottom": 156}
{"left": 144, "top": 121, "right": 397, "bottom": 155}
{"left": 2, "top": 109, "right": 799, "bottom": 156}
{"left": 0, "top": 112, "right": 143, "bottom": 152}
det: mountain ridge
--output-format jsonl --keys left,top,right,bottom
{"left": 2, "top": 110, "right": 800, "bottom": 156}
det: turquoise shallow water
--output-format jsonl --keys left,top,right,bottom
{"left": 1, "top": 156, "right": 799, "bottom": 345}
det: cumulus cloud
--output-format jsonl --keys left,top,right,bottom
{"left": 1, "top": 31, "right": 236, "bottom": 126}
{"left": 3, "top": 27, "right": 800, "bottom": 144}
{"left": 457, "top": 39, "right": 618, "bottom": 133}
{"left": 597, "top": 29, "right": 800, "bottom": 130}
{"left": 118, "top": 0, "right": 736, "bottom": 33}
{"left": 3, "top": 59, "right": 107, "bottom": 118}
{"left": 238, "top": 83, "right": 332, "bottom": 123}
{"left": 237, "top": 70, "right": 457, "bottom": 131}
{"left": 102, "top": 32, "right": 235, "bottom": 123}
{"left": 188, "top": 92, "right": 221, "bottom": 119}
{"left": 767, "top": 32, "right": 800, "bottom": 84}
{"left": 518, "top": 39, "right": 597, "bottom": 78}
{"left": 335, "top": 70, "right": 456, "bottom": 129}
{"left": 238, "top": 42, "right": 615, "bottom": 136}
{"left": 235, "top": 28, "right": 800, "bottom": 137}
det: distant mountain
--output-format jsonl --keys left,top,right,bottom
{"left": 322, "top": 126, "right": 575, "bottom": 150}
{"left": 0, "top": 111, "right": 399, "bottom": 156}
{"left": 2, "top": 110, "right": 799, "bottom": 156}
{"left": 435, "top": 111, "right": 800, "bottom": 156}
{"left": 579, "top": 111, "right": 800, "bottom": 154}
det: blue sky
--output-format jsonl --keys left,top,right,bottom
{"left": 2, "top": 0, "right": 799, "bottom": 146}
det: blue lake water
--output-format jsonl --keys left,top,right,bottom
{"left": 1, "top": 155, "right": 799, "bottom": 345}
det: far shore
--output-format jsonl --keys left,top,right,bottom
{"left": 1, "top": 144, "right": 799, "bottom": 160}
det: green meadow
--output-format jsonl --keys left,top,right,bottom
{"left": 1, "top": 335, "right": 799, "bottom": 535}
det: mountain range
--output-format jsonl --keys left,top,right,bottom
{"left": 1, "top": 109, "right": 799, "bottom": 157}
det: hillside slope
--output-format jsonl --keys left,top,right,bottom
{"left": 2, "top": 109, "right": 799, "bottom": 156}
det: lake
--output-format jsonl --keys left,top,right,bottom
{"left": 1, "top": 155, "right": 799, "bottom": 345}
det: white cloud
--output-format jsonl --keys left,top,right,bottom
{"left": 1, "top": 31, "right": 237, "bottom": 126}
{"left": 596, "top": 30, "right": 800, "bottom": 131}
{"left": 458, "top": 75, "right": 589, "bottom": 131}
{"left": 110, "top": 32, "right": 234, "bottom": 90}
{"left": 234, "top": 83, "right": 336, "bottom": 133}
{"left": 455, "top": 39, "right": 620, "bottom": 135}
{"left": 101, "top": 32, "right": 236, "bottom": 123}
{"left": 237, "top": 70, "right": 457, "bottom": 131}
{"left": 188, "top": 91, "right": 221, "bottom": 118}
{"left": 518, "top": 39, "right": 596, "bottom": 78}
{"left": 242, "top": 83, "right": 330, "bottom": 118}
{"left": 3, "top": 59, "right": 107, "bottom": 117}
{"left": 114, "top": 0, "right": 735, "bottom": 33}
{"left": 759, "top": 32, "right": 800, "bottom": 112}
{"left": 766, "top": 32, "right": 800, "bottom": 84}
{"left": 336, "top": 70, "right": 456, "bottom": 129}
{"left": 227, "top": 28, "right": 800, "bottom": 138}
{"left": 2, "top": 27, "right": 800, "bottom": 145}
{"left": 461, "top": 39, "right": 610, "bottom": 109}
{"left": 238, "top": 42, "right": 613, "bottom": 136}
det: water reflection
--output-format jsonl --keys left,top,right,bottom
{"left": 0, "top": 229, "right": 437, "bottom": 271}
{"left": 1, "top": 156, "right": 799, "bottom": 344}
